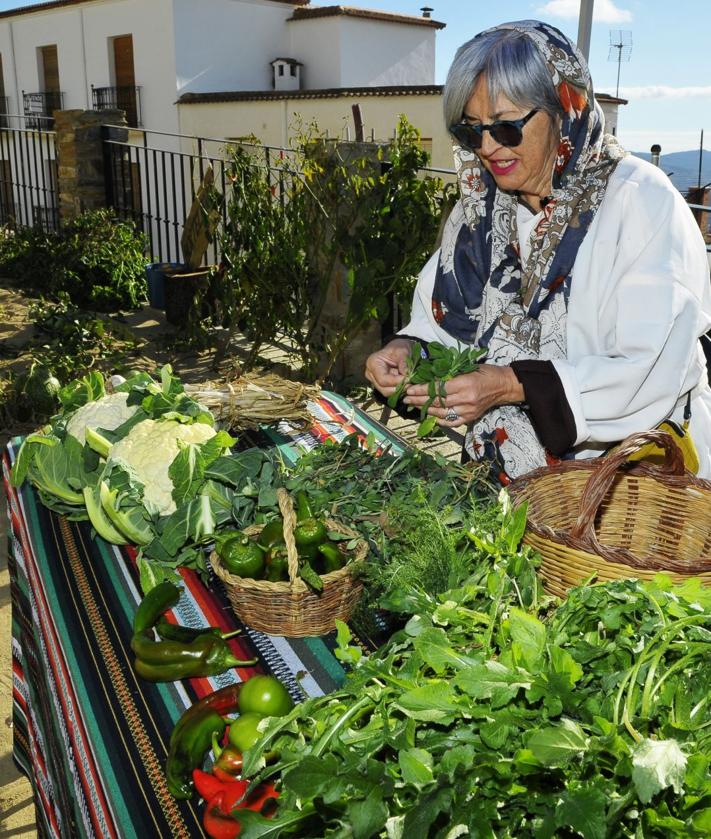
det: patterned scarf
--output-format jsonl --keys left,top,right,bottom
{"left": 432, "top": 20, "right": 626, "bottom": 480}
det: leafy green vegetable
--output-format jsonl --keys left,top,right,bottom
{"left": 387, "top": 341, "right": 486, "bottom": 436}
{"left": 232, "top": 501, "right": 711, "bottom": 839}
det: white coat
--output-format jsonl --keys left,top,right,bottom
{"left": 400, "top": 155, "right": 711, "bottom": 477}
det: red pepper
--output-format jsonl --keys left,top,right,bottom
{"left": 213, "top": 766, "right": 240, "bottom": 784}
{"left": 203, "top": 792, "right": 241, "bottom": 839}
{"left": 192, "top": 769, "right": 228, "bottom": 803}
{"left": 235, "top": 781, "right": 279, "bottom": 815}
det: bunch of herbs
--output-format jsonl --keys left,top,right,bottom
{"left": 388, "top": 341, "right": 486, "bottom": 436}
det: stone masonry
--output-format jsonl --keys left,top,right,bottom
{"left": 54, "top": 109, "right": 127, "bottom": 224}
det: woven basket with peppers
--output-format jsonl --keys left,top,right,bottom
{"left": 210, "top": 487, "right": 368, "bottom": 636}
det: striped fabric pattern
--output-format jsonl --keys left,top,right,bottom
{"left": 4, "top": 392, "right": 407, "bottom": 839}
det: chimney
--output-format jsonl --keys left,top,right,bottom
{"left": 650, "top": 144, "right": 661, "bottom": 167}
{"left": 420, "top": 6, "right": 433, "bottom": 18}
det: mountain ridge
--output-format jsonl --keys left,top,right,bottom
{"left": 631, "top": 149, "right": 711, "bottom": 196}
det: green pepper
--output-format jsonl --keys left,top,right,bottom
{"left": 264, "top": 550, "right": 289, "bottom": 582}
{"left": 170, "top": 684, "right": 241, "bottom": 748}
{"left": 218, "top": 533, "right": 265, "bottom": 578}
{"left": 166, "top": 708, "right": 226, "bottom": 799}
{"left": 155, "top": 618, "right": 240, "bottom": 644}
{"left": 293, "top": 492, "right": 328, "bottom": 547}
{"left": 318, "top": 542, "right": 345, "bottom": 573}
{"left": 258, "top": 519, "right": 285, "bottom": 548}
{"left": 132, "top": 583, "right": 256, "bottom": 682}
{"left": 133, "top": 581, "right": 180, "bottom": 636}
{"left": 132, "top": 635, "right": 255, "bottom": 682}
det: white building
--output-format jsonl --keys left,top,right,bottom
{"left": 0, "top": 0, "right": 442, "bottom": 133}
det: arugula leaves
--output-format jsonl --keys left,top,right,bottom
{"left": 233, "top": 499, "right": 711, "bottom": 839}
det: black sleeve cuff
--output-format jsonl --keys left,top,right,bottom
{"left": 510, "top": 360, "right": 577, "bottom": 456}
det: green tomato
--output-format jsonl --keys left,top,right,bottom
{"left": 228, "top": 711, "right": 265, "bottom": 753}
{"left": 239, "top": 675, "right": 294, "bottom": 718}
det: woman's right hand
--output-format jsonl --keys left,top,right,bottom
{"left": 364, "top": 339, "right": 414, "bottom": 397}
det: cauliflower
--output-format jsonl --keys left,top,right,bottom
{"left": 106, "top": 418, "right": 217, "bottom": 516}
{"left": 66, "top": 392, "right": 140, "bottom": 445}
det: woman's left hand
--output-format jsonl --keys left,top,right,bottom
{"left": 403, "top": 364, "right": 525, "bottom": 427}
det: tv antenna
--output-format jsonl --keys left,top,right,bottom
{"left": 608, "top": 30, "right": 633, "bottom": 98}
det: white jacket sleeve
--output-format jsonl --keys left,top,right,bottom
{"left": 553, "top": 161, "right": 711, "bottom": 447}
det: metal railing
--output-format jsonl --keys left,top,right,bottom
{"left": 92, "top": 85, "right": 142, "bottom": 128}
{"left": 22, "top": 91, "right": 64, "bottom": 129}
{"left": 0, "top": 113, "right": 57, "bottom": 230}
{"left": 102, "top": 125, "right": 299, "bottom": 264}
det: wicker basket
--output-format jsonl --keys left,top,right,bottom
{"left": 508, "top": 430, "right": 711, "bottom": 598}
{"left": 210, "top": 488, "right": 368, "bottom": 636}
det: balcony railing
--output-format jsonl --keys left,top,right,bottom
{"left": 22, "top": 91, "right": 64, "bottom": 129}
{"left": 91, "top": 85, "right": 142, "bottom": 127}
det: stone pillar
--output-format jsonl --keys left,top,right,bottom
{"left": 54, "top": 108, "right": 127, "bottom": 224}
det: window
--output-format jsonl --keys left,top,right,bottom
{"left": 278, "top": 65, "right": 284, "bottom": 77}
{"left": 40, "top": 45, "right": 59, "bottom": 94}
{"left": 290, "top": 65, "right": 296, "bottom": 77}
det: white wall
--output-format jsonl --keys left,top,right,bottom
{"left": 82, "top": 0, "right": 177, "bottom": 132}
{"left": 339, "top": 18, "right": 435, "bottom": 87}
{"left": 287, "top": 17, "right": 341, "bottom": 90}
{"left": 173, "top": 0, "right": 292, "bottom": 95}
{"left": 0, "top": 0, "right": 178, "bottom": 132}
{"left": 288, "top": 16, "right": 436, "bottom": 89}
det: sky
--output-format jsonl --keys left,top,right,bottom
{"left": 359, "top": 0, "right": 711, "bottom": 155}
{"left": 0, "top": 0, "right": 708, "bottom": 156}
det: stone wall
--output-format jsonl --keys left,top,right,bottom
{"left": 54, "top": 109, "right": 127, "bottom": 224}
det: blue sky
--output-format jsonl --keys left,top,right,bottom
{"left": 363, "top": 0, "right": 711, "bottom": 155}
{"left": 0, "top": 0, "right": 708, "bottom": 156}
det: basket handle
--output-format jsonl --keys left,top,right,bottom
{"left": 277, "top": 487, "right": 301, "bottom": 590}
{"left": 570, "top": 430, "right": 687, "bottom": 543}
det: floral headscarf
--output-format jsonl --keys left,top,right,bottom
{"left": 432, "top": 20, "right": 626, "bottom": 480}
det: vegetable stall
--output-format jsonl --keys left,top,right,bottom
{"left": 4, "top": 367, "right": 711, "bottom": 838}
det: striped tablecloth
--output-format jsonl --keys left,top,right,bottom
{"left": 3, "top": 392, "right": 407, "bottom": 839}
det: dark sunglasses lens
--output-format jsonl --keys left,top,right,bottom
{"left": 452, "top": 124, "right": 482, "bottom": 150}
{"left": 492, "top": 123, "right": 524, "bottom": 147}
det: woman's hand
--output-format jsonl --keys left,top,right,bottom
{"left": 364, "top": 339, "right": 414, "bottom": 397}
{"left": 403, "top": 364, "right": 524, "bottom": 426}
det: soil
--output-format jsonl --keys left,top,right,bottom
{"left": 0, "top": 283, "right": 463, "bottom": 837}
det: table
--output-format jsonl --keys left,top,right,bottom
{"left": 3, "top": 392, "right": 407, "bottom": 839}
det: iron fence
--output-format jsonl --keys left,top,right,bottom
{"left": 102, "top": 125, "right": 297, "bottom": 265}
{"left": 0, "top": 113, "right": 58, "bottom": 231}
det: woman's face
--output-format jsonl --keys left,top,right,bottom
{"left": 463, "top": 75, "right": 560, "bottom": 209}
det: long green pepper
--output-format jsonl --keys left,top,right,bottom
{"left": 131, "top": 581, "right": 255, "bottom": 682}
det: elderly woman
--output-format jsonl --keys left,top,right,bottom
{"left": 365, "top": 20, "right": 711, "bottom": 482}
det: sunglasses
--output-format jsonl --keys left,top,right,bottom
{"left": 449, "top": 108, "right": 539, "bottom": 151}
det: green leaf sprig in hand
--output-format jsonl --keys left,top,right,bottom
{"left": 387, "top": 341, "right": 486, "bottom": 436}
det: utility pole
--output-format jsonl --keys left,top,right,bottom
{"left": 577, "top": 0, "right": 594, "bottom": 61}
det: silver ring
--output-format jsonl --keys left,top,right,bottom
{"left": 444, "top": 408, "right": 459, "bottom": 422}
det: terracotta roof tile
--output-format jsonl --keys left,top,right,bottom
{"left": 289, "top": 5, "right": 445, "bottom": 29}
{"left": 178, "top": 84, "right": 443, "bottom": 104}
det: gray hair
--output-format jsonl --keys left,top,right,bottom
{"left": 443, "top": 28, "right": 563, "bottom": 131}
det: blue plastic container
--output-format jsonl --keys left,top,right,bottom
{"left": 145, "top": 262, "right": 186, "bottom": 310}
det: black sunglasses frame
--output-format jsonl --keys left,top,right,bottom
{"left": 449, "top": 108, "right": 540, "bottom": 151}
